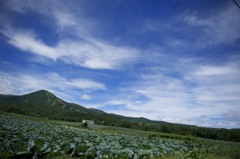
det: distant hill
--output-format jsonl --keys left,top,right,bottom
{"left": 1, "top": 90, "right": 240, "bottom": 142}
{"left": 0, "top": 90, "right": 94, "bottom": 113}
{"left": 0, "top": 90, "right": 155, "bottom": 124}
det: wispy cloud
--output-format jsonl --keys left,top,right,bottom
{"left": 1, "top": 27, "right": 138, "bottom": 70}
{"left": 0, "top": 77, "right": 13, "bottom": 94}
{"left": 1, "top": 29, "right": 58, "bottom": 59}
{"left": 140, "top": 3, "right": 240, "bottom": 50}
{"left": 183, "top": 4, "right": 240, "bottom": 45}
{"left": 0, "top": 71, "right": 106, "bottom": 102}
{"left": 194, "top": 65, "right": 239, "bottom": 76}
{"left": 0, "top": 0, "right": 139, "bottom": 70}
{"left": 80, "top": 94, "right": 91, "bottom": 100}
{"left": 1, "top": 0, "right": 239, "bottom": 129}
{"left": 68, "top": 78, "right": 106, "bottom": 90}
{"left": 102, "top": 56, "right": 240, "bottom": 128}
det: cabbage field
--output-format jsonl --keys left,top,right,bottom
{"left": 0, "top": 113, "right": 217, "bottom": 159}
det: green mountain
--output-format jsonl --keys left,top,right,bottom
{"left": 1, "top": 90, "right": 60, "bottom": 106}
{"left": 0, "top": 90, "right": 179, "bottom": 125}
{"left": 1, "top": 90, "right": 240, "bottom": 142}
{"left": 0, "top": 90, "right": 152, "bottom": 124}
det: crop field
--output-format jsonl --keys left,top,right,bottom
{"left": 0, "top": 113, "right": 239, "bottom": 159}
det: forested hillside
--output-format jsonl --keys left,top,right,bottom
{"left": 1, "top": 90, "right": 240, "bottom": 142}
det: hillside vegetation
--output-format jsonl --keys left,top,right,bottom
{"left": 1, "top": 112, "right": 240, "bottom": 159}
{"left": 0, "top": 90, "right": 240, "bottom": 142}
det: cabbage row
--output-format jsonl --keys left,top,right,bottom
{"left": 0, "top": 114, "right": 215, "bottom": 159}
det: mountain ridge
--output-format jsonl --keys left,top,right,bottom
{"left": 0, "top": 89, "right": 155, "bottom": 123}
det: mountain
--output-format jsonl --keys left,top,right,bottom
{"left": 1, "top": 90, "right": 61, "bottom": 106}
{"left": 0, "top": 90, "right": 169, "bottom": 125}
{"left": 0, "top": 90, "right": 152, "bottom": 124}
{"left": 1, "top": 90, "right": 240, "bottom": 142}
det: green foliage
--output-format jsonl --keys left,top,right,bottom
{"left": 0, "top": 113, "right": 217, "bottom": 159}
{"left": 1, "top": 90, "right": 240, "bottom": 143}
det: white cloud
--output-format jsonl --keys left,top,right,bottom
{"left": 0, "top": 77, "right": 13, "bottom": 94}
{"left": 2, "top": 30, "right": 58, "bottom": 60}
{"left": 0, "top": 28, "right": 138, "bottom": 69}
{"left": 194, "top": 65, "right": 239, "bottom": 76}
{"left": 102, "top": 56, "right": 240, "bottom": 128}
{"left": 1, "top": 0, "right": 240, "bottom": 129}
{"left": 69, "top": 78, "right": 106, "bottom": 90}
{"left": 80, "top": 94, "right": 91, "bottom": 100}
{"left": 105, "top": 100, "right": 132, "bottom": 106}
{"left": 183, "top": 5, "right": 240, "bottom": 45}
{"left": 0, "top": 71, "right": 106, "bottom": 102}
{"left": 53, "top": 11, "right": 78, "bottom": 29}
{"left": 188, "top": 62, "right": 240, "bottom": 104}
{"left": 0, "top": 0, "right": 138, "bottom": 70}
{"left": 1, "top": 27, "right": 138, "bottom": 70}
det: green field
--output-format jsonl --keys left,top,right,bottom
{"left": 0, "top": 112, "right": 239, "bottom": 159}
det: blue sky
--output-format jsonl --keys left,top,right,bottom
{"left": 0, "top": 0, "right": 240, "bottom": 128}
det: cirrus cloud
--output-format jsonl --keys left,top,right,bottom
{"left": 0, "top": 0, "right": 139, "bottom": 70}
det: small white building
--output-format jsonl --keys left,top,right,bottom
{"left": 82, "top": 120, "right": 94, "bottom": 125}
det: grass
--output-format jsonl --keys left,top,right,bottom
{"left": 90, "top": 121, "right": 240, "bottom": 159}
{"left": 207, "top": 141, "right": 240, "bottom": 159}
{"left": 94, "top": 124, "right": 202, "bottom": 141}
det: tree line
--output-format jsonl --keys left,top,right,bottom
{"left": 0, "top": 102, "right": 240, "bottom": 142}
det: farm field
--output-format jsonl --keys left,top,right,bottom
{"left": 0, "top": 112, "right": 239, "bottom": 159}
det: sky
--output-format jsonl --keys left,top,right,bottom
{"left": 0, "top": 0, "right": 240, "bottom": 128}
